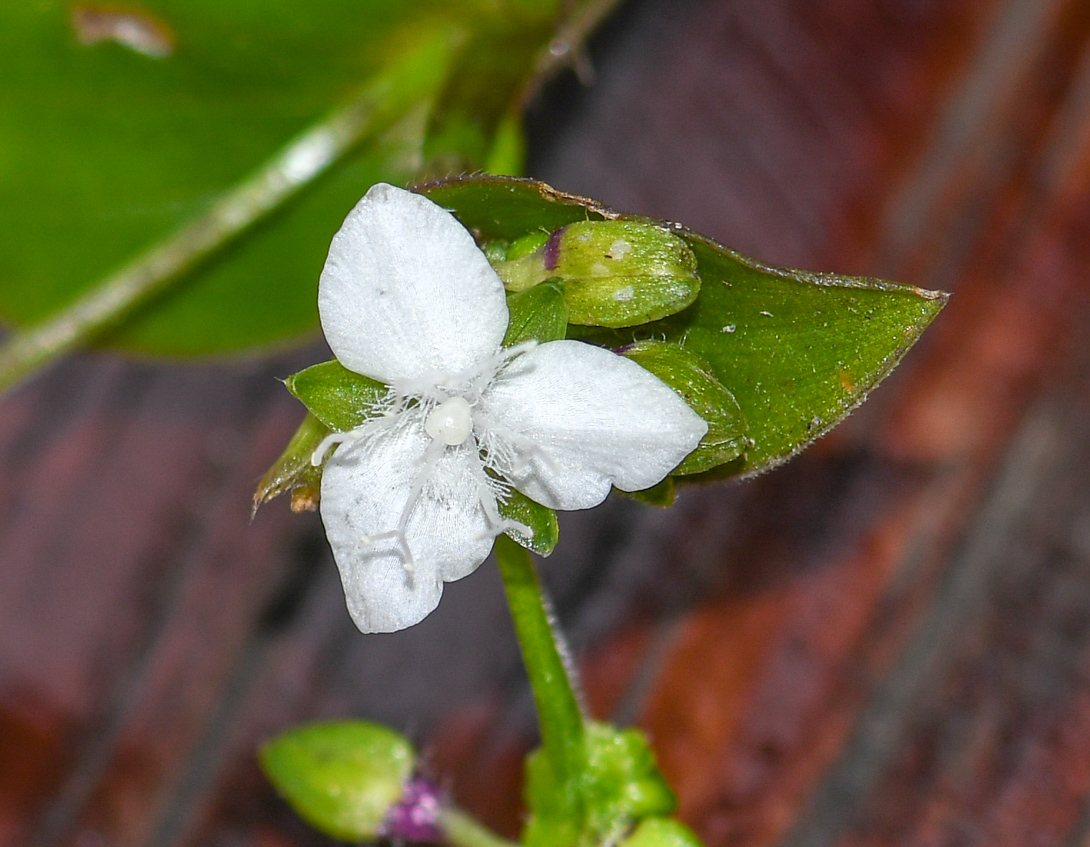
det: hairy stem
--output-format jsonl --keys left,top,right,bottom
{"left": 494, "top": 535, "right": 586, "bottom": 786}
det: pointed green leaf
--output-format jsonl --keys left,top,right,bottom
{"left": 260, "top": 721, "right": 416, "bottom": 842}
{"left": 421, "top": 176, "right": 947, "bottom": 479}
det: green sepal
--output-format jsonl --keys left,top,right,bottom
{"left": 260, "top": 720, "right": 416, "bottom": 842}
{"left": 492, "top": 220, "right": 700, "bottom": 328}
{"left": 253, "top": 412, "right": 330, "bottom": 514}
{"left": 621, "top": 341, "right": 749, "bottom": 476}
{"left": 496, "top": 281, "right": 569, "bottom": 557}
{"left": 622, "top": 477, "right": 676, "bottom": 508}
{"left": 499, "top": 486, "right": 559, "bottom": 556}
{"left": 621, "top": 819, "right": 706, "bottom": 847}
{"left": 523, "top": 722, "right": 676, "bottom": 847}
{"left": 284, "top": 360, "right": 386, "bottom": 432}
{"left": 503, "top": 280, "right": 569, "bottom": 347}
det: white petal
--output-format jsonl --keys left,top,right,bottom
{"left": 480, "top": 340, "right": 708, "bottom": 510}
{"left": 319, "top": 418, "right": 496, "bottom": 633}
{"left": 318, "top": 183, "right": 509, "bottom": 383}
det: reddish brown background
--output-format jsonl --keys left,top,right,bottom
{"left": 5, "top": 0, "right": 1090, "bottom": 844}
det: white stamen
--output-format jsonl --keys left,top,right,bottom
{"left": 312, "top": 430, "right": 353, "bottom": 465}
{"left": 425, "top": 396, "right": 474, "bottom": 446}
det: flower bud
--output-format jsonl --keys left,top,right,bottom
{"left": 492, "top": 220, "right": 700, "bottom": 327}
{"left": 621, "top": 818, "right": 706, "bottom": 847}
{"left": 621, "top": 341, "right": 749, "bottom": 475}
{"left": 260, "top": 721, "right": 417, "bottom": 841}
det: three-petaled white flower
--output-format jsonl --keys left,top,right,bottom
{"left": 313, "top": 183, "right": 707, "bottom": 633}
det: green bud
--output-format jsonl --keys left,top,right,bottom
{"left": 621, "top": 818, "right": 706, "bottom": 847}
{"left": 260, "top": 721, "right": 417, "bottom": 842}
{"left": 523, "top": 722, "right": 677, "bottom": 847}
{"left": 622, "top": 341, "right": 749, "bottom": 475}
{"left": 492, "top": 220, "right": 700, "bottom": 328}
{"left": 582, "top": 724, "right": 677, "bottom": 824}
{"left": 506, "top": 230, "right": 550, "bottom": 261}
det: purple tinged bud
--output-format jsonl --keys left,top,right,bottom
{"left": 543, "top": 226, "right": 565, "bottom": 271}
{"left": 381, "top": 775, "right": 444, "bottom": 843}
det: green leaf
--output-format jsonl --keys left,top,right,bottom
{"left": 285, "top": 360, "right": 386, "bottom": 432}
{"left": 421, "top": 176, "right": 948, "bottom": 479}
{"left": 253, "top": 412, "right": 329, "bottom": 514}
{"left": 0, "top": 2, "right": 568, "bottom": 357}
{"left": 621, "top": 341, "right": 748, "bottom": 476}
{"left": 260, "top": 720, "right": 416, "bottom": 842}
{"left": 503, "top": 281, "right": 569, "bottom": 346}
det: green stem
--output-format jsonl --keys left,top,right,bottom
{"left": 494, "top": 535, "right": 586, "bottom": 785}
{"left": 441, "top": 806, "right": 520, "bottom": 847}
{"left": 0, "top": 26, "right": 461, "bottom": 396}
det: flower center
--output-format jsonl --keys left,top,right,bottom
{"left": 424, "top": 396, "right": 473, "bottom": 446}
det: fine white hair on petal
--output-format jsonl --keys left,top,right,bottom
{"left": 318, "top": 183, "right": 509, "bottom": 384}
{"left": 319, "top": 420, "right": 495, "bottom": 633}
{"left": 479, "top": 340, "right": 708, "bottom": 511}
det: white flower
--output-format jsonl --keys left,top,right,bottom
{"left": 313, "top": 183, "right": 708, "bottom": 633}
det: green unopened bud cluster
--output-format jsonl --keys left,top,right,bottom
{"left": 523, "top": 721, "right": 679, "bottom": 847}
{"left": 489, "top": 220, "right": 700, "bottom": 328}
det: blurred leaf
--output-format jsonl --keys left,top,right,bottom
{"left": 260, "top": 721, "right": 415, "bottom": 842}
{"left": 0, "top": 1, "right": 569, "bottom": 356}
{"left": 421, "top": 176, "right": 948, "bottom": 479}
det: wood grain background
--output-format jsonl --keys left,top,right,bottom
{"left": 5, "top": 0, "right": 1090, "bottom": 844}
